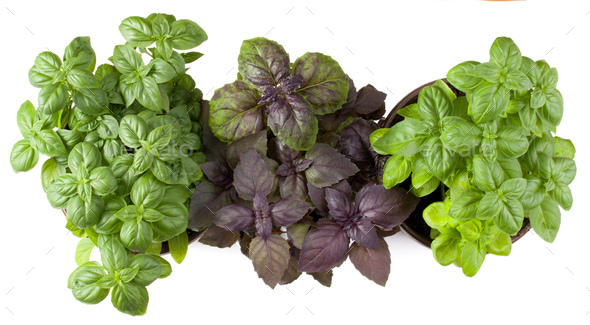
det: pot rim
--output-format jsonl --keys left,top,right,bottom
{"left": 382, "top": 78, "right": 532, "bottom": 249}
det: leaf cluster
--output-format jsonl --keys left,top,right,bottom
{"left": 371, "top": 37, "right": 576, "bottom": 276}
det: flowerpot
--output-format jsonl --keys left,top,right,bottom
{"left": 380, "top": 79, "right": 531, "bottom": 248}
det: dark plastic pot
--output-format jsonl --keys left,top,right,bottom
{"left": 379, "top": 79, "right": 531, "bottom": 248}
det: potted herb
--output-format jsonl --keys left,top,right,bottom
{"left": 371, "top": 37, "right": 576, "bottom": 276}
{"left": 9, "top": 13, "right": 208, "bottom": 315}
{"left": 188, "top": 37, "right": 419, "bottom": 287}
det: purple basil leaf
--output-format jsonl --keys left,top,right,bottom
{"left": 348, "top": 237, "right": 391, "bottom": 286}
{"left": 356, "top": 185, "right": 419, "bottom": 230}
{"left": 310, "top": 270, "right": 333, "bottom": 287}
{"left": 308, "top": 180, "right": 352, "bottom": 215}
{"left": 325, "top": 188, "right": 354, "bottom": 226}
{"left": 239, "top": 234, "right": 252, "bottom": 258}
{"left": 293, "top": 158, "right": 313, "bottom": 173}
{"left": 225, "top": 130, "right": 268, "bottom": 169}
{"left": 238, "top": 38, "right": 290, "bottom": 91}
{"left": 287, "top": 223, "right": 310, "bottom": 250}
{"left": 280, "top": 250, "right": 302, "bottom": 285}
{"left": 305, "top": 143, "right": 359, "bottom": 188}
{"left": 298, "top": 219, "right": 350, "bottom": 273}
{"left": 276, "top": 164, "right": 292, "bottom": 177}
{"left": 188, "top": 180, "right": 233, "bottom": 229}
{"left": 253, "top": 191, "right": 272, "bottom": 240}
{"left": 292, "top": 52, "right": 348, "bottom": 115}
{"left": 347, "top": 217, "right": 379, "bottom": 250}
{"left": 212, "top": 204, "right": 255, "bottom": 232}
{"left": 267, "top": 93, "right": 317, "bottom": 151}
{"left": 279, "top": 173, "right": 308, "bottom": 200}
{"left": 249, "top": 234, "right": 291, "bottom": 289}
{"left": 340, "top": 119, "right": 379, "bottom": 169}
{"left": 274, "top": 139, "right": 301, "bottom": 165}
{"left": 233, "top": 148, "right": 274, "bottom": 200}
{"left": 200, "top": 161, "right": 233, "bottom": 188}
{"left": 259, "top": 75, "right": 304, "bottom": 105}
{"left": 343, "top": 76, "right": 358, "bottom": 109}
{"left": 270, "top": 197, "right": 311, "bottom": 227}
{"left": 353, "top": 85, "right": 387, "bottom": 115}
{"left": 198, "top": 224, "right": 240, "bottom": 248}
{"left": 209, "top": 81, "right": 265, "bottom": 143}
{"left": 199, "top": 101, "right": 227, "bottom": 162}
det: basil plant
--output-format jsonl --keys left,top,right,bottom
{"left": 371, "top": 37, "right": 576, "bottom": 276}
{"left": 10, "top": 13, "right": 208, "bottom": 315}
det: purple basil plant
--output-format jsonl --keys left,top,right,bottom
{"left": 188, "top": 37, "right": 419, "bottom": 288}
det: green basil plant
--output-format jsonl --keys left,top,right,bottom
{"left": 10, "top": 13, "right": 207, "bottom": 315}
{"left": 371, "top": 37, "right": 576, "bottom": 276}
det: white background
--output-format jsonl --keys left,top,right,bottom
{"left": 1, "top": 0, "right": 589, "bottom": 324}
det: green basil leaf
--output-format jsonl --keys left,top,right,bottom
{"left": 423, "top": 201, "right": 450, "bottom": 230}
{"left": 34, "top": 51, "right": 62, "bottom": 76}
{"left": 504, "top": 69, "right": 532, "bottom": 90}
{"left": 95, "top": 273, "right": 117, "bottom": 289}
{"left": 396, "top": 103, "right": 422, "bottom": 120}
{"left": 537, "top": 152, "right": 554, "bottom": 180}
{"left": 89, "top": 166, "right": 117, "bottom": 196}
{"left": 143, "top": 209, "right": 165, "bottom": 222}
{"left": 131, "top": 172, "right": 165, "bottom": 208}
{"left": 497, "top": 157, "right": 522, "bottom": 180}
{"left": 147, "top": 58, "right": 176, "bottom": 83}
{"left": 38, "top": 82, "right": 68, "bottom": 115}
{"left": 102, "top": 139, "right": 125, "bottom": 164}
{"left": 383, "top": 155, "right": 411, "bottom": 189}
{"left": 181, "top": 52, "right": 204, "bottom": 63}
{"left": 111, "top": 282, "right": 149, "bottom": 316}
{"left": 69, "top": 263, "right": 109, "bottom": 304}
{"left": 63, "top": 37, "right": 96, "bottom": 72}
{"left": 474, "top": 62, "right": 501, "bottom": 83}
{"left": 100, "top": 235, "right": 130, "bottom": 271}
{"left": 151, "top": 201, "right": 188, "bottom": 240}
{"left": 75, "top": 238, "right": 95, "bottom": 266}
{"left": 440, "top": 120, "right": 482, "bottom": 154}
{"left": 553, "top": 136, "right": 575, "bottom": 159}
{"left": 119, "top": 17, "right": 154, "bottom": 48}
{"left": 67, "top": 69, "right": 99, "bottom": 88}
{"left": 146, "top": 125, "right": 173, "bottom": 150}
{"left": 473, "top": 155, "right": 504, "bottom": 191}
{"left": 151, "top": 13, "right": 171, "bottom": 35}
{"left": 529, "top": 196, "right": 561, "bottom": 243}
{"left": 96, "top": 115, "right": 119, "bottom": 139}
{"left": 460, "top": 219, "right": 483, "bottom": 242}
{"left": 476, "top": 192, "right": 502, "bottom": 220}
{"left": 292, "top": 52, "right": 348, "bottom": 115}
{"left": 113, "top": 45, "right": 144, "bottom": 75}
{"left": 68, "top": 142, "right": 102, "bottom": 174}
{"left": 72, "top": 87, "right": 109, "bottom": 115}
{"left": 539, "top": 90, "right": 563, "bottom": 127}
{"left": 499, "top": 178, "right": 527, "bottom": 200}
{"left": 153, "top": 256, "right": 172, "bottom": 278}
{"left": 67, "top": 195, "right": 104, "bottom": 229}
{"left": 119, "top": 115, "right": 148, "bottom": 148}
{"left": 550, "top": 184, "right": 573, "bottom": 211}
{"left": 530, "top": 88, "right": 546, "bottom": 109}
{"left": 411, "top": 177, "right": 440, "bottom": 198}
{"left": 538, "top": 67, "right": 558, "bottom": 92}
{"left": 10, "top": 139, "right": 39, "bottom": 173}
{"left": 432, "top": 234, "right": 461, "bottom": 266}
{"left": 130, "top": 254, "right": 162, "bottom": 286}
{"left": 447, "top": 61, "right": 482, "bottom": 93}
{"left": 168, "top": 231, "right": 188, "bottom": 264}
{"left": 486, "top": 232, "right": 512, "bottom": 256}
{"left": 422, "top": 136, "right": 458, "bottom": 182}
{"left": 489, "top": 37, "right": 522, "bottom": 69}
{"left": 17, "top": 100, "right": 37, "bottom": 138}
{"left": 28, "top": 65, "right": 53, "bottom": 88}
{"left": 132, "top": 147, "right": 153, "bottom": 175}
{"left": 417, "top": 85, "right": 452, "bottom": 121}
{"left": 40, "top": 158, "right": 66, "bottom": 191}
{"left": 552, "top": 157, "right": 576, "bottom": 185}
{"left": 169, "top": 19, "right": 207, "bottom": 50}
{"left": 131, "top": 76, "right": 162, "bottom": 113}
{"left": 461, "top": 240, "right": 486, "bottom": 277}
{"left": 30, "top": 129, "right": 66, "bottom": 157}
{"left": 521, "top": 175, "right": 545, "bottom": 210}
{"left": 372, "top": 119, "right": 423, "bottom": 156}
{"left": 494, "top": 199, "right": 524, "bottom": 235}
{"left": 118, "top": 267, "right": 140, "bottom": 283}
{"left": 450, "top": 191, "right": 484, "bottom": 221}
{"left": 120, "top": 220, "right": 153, "bottom": 253}
{"left": 411, "top": 155, "right": 434, "bottom": 188}
{"left": 180, "top": 133, "right": 201, "bottom": 151}
{"left": 115, "top": 206, "right": 139, "bottom": 223}
{"left": 469, "top": 83, "right": 509, "bottom": 124}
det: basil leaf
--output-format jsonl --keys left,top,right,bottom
{"left": 40, "top": 158, "right": 66, "bottom": 191}
{"left": 372, "top": 119, "right": 423, "bottom": 156}
{"left": 237, "top": 37, "right": 290, "bottom": 90}
{"left": 97, "top": 115, "right": 119, "bottom": 139}
{"left": 267, "top": 94, "right": 318, "bottom": 151}
{"left": 552, "top": 157, "right": 576, "bottom": 185}
{"left": 100, "top": 236, "right": 130, "bottom": 271}
{"left": 17, "top": 100, "right": 37, "bottom": 137}
{"left": 146, "top": 124, "right": 173, "bottom": 150}
{"left": 111, "top": 282, "right": 149, "bottom": 316}
{"left": 131, "top": 172, "right": 165, "bottom": 208}
{"left": 447, "top": 61, "right": 482, "bottom": 92}
{"left": 304, "top": 143, "right": 359, "bottom": 188}
{"left": 181, "top": 52, "right": 203, "bottom": 63}
{"left": 69, "top": 263, "right": 109, "bottom": 304}
{"left": 147, "top": 58, "right": 176, "bottom": 83}
{"left": 119, "top": 17, "right": 154, "bottom": 48}
{"left": 30, "top": 129, "right": 66, "bottom": 157}
{"left": 249, "top": 234, "right": 291, "bottom": 288}
{"left": 551, "top": 184, "right": 573, "bottom": 211}
{"left": 38, "top": 82, "right": 68, "bottom": 115}
{"left": 476, "top": 192, "right": 502, "bottom": 220}
{"left": 529, "top": 197, "right": 561, "bottom": 243}
{"left": 450, "top": 191, "right": 484, "bottom": 221}
{"left": 469, "top": 83, "right": 509, "bottom": 124}
{"left": 75, "top": 238, "right": 95, "bottom": 266}
{"left": 494, "top": 199, "right": 524, "bottom": 235}
{"left": 131, "top": 76, "right": 162, "bottom": 113}
{"left": 292, "top": 52, "right": 348, "bottom": 115}
{"left": 422, "top": 136, "right": 458, "bottom": 182}
{"left": 441, "top": 120, "right": 482, "bottom": 154}
{"left": 68, "top": 142, "right": 102, "bottom": 174}
{"left": 10, "top": 139, "right": 39, "bottom": 173}
{"left": 504, "top": 69, "right": 532, "bottom": 90}
{"left": 67, "top": 195, "right": 104, "bottom": 229}
{"left": 474, "top": 62, "right": 501, "bottom": 83}
{"left": 539, "top": 90, "right": 563, "bottom": 127}
{"left": 232, "top": 148, "right": 274, "bottom": 200}
{"left": 151, "top": 201, "right": 188, "bottom": 240}
{"left": 169, "top": 19, "right": 207, "bottom": 50}
{"left": 130, "top": 254, "right": 162, "bottom": 286}
{"left": 209, "top": 81, "right": 266, "bottom": 143}
{"left": 554, "top": 136, "right": 575, "bottom": 159}
{"left": 119, "top": 114, "right": 148, "bottom": 148}
{"left": 499, "top": 178, "right": 527, "bottom": 200}
{"left": 89, "top": 167, "right": 117, "bottom": 196}
{"left": 473, "top": 155, "right": 504, "bottom": 191}
{"left": 120, "top": 220, "right": 153, "bottom": 253}
{"left": 63, "top": 37, "right": 96, "bottom": 72}
{"left": 34, "top": 51, "right": 62, "bottom": 76}
{"left": 67, "top": 69, "right": 99, "bottom": 88}
{"left": 383, "top": 155, "right": 411, "bottom": 189}
{"left": 432, "top": 234, "right": 461, "bottom": 266}
{"left": 461, "top": 241, "right": 486, "bottom": 277}
{"left": 168, "top": 231, "right": 188, "bottom": 264}
{"left": 489, "top": 37, "right": 522, "bottom": 69}
{"left": 418, "top": 85, "right": 452, "bottom": 121}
